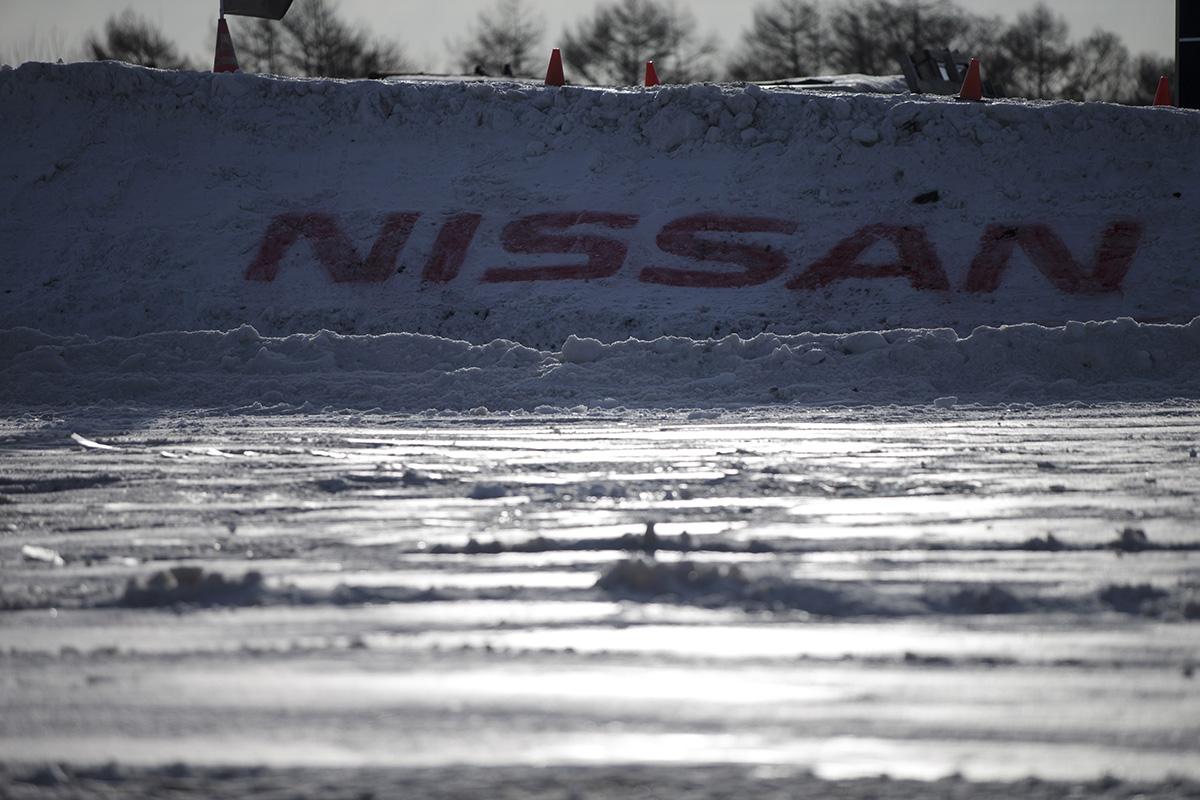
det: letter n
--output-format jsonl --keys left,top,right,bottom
{"left": 964, "top": 221, "right": 1143, "bottom": 294}
{"left": 245, "top": 213, "right": 419, "bottom": 283}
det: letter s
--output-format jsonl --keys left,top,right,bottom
{"left": 641, "top": 214, "right": 797, "bottom": 288}
{"left": 482, "top": 212, "right": 639, "bottom": 282}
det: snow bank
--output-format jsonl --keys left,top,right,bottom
{"left": 3, "top": 317, "right": 1198, "bottom": 410}
{"left": 3, "top": 763, "right": 1196, "bottom": 799}
{"left": 1, "top": 61, "right": 1198, "bottom": 346}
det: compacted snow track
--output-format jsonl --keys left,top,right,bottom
{"left": 2, "top": 405, "right": 1198, "bottom": 783}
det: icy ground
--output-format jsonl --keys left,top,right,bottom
{"left": 2, "top": 404, "right": 1198, "bottom": 789}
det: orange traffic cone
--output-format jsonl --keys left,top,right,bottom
{"left": 1153, "top": 75, "right": 1173, "bottom": 106}
{"left": 957, "top": 57, "right": 983, "bottom": 102}
{"left": 644, "top": 60, "right": 660, "bottom": 87}
{"left": 545, "top": 48, "right": 565, "bottom": 87}
{"left": 213, "top": 17, "right": 239, "bottom": 73}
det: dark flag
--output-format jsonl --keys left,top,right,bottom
{"left": 222, "top": 0, "right": 294, "bottom": 20}
{"left": 1181, "top": 0, "right": 1200, "bottom": 108}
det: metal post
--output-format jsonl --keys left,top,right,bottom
{"left": 1181, "top": 0, "right": 1200, "bottom": 108}
{"left": 220, "top": 0, "right": 226, "bottom": 19}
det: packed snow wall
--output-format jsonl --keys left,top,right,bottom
{"left": 1, "top": 61, "right": 1198, "bottom": 347}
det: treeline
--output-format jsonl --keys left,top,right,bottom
{"left": 80, "top": 0, "right": 1173, "bottom": 103}
{"left": 83, "top": 1, "right": 402, "bottom": 79}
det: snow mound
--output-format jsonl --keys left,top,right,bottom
{"left": 1, "top": 61, "right": 1198, "bottom": 345}
{"left": 3, "top": 317, "right": 1198, "bottom": 409}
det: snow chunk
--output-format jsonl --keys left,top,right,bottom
{"left": 839, "top": 331, "right": 889, "bottom": 355}
{"left": 643, "top": 107, "right": 706, "bottom": 151}
{"left": 22, "top": 544, "right": 65, "bottom": 566}
{"left": 560, "top": 335, "right": 606, "bottom": 364}
{"left": 468, "top": 482, "right": 508, "bottom": 500}
{"left": 851, "top": 125, "right": 880, "bottom": 145}
{"left": 70, "top": 432, "right": 121, "bottom": 451}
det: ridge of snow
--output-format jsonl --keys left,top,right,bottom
{"left": 4, "top": 317, "right": 1198, "bottom": 410}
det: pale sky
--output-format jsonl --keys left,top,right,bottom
{"left": 0, "top": 0, "right": 1177, "bottom": 71}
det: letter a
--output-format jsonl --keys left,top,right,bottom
{"left": 788, "top": 224, "right": 950, "bottom": 291}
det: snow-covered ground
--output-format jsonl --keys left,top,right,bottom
{"left": 2, "top": 61, "right": 1199, "bottom": 797}
{"left": 2, "top": 407, "right": 1198, "bottom": 790}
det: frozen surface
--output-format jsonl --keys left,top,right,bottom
{"left": 2, "top": 406, "right": 1198, "bottom": 783}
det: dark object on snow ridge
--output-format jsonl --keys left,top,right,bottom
{"left": 642, "top": 522, "right": 658, "bottom": 556}
{"left": 1111, "top": 527, "right": 1150, "bottom": 552}
{"left": 1099, "top": 583, "right": 1169, "bottom": 614}
{"left": 122, "top": 566, "right": 266, "bottom": 607}
{"left": 1021, "top": 533, "right": 1065, "bottom": 551}
{"left": 901, "top": 49, "right": 1002, "bottom": 97}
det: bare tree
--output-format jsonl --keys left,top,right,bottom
{"left": 238, "top": 18, "right": 288, "bottom": 74}
{"left": 562, "top": 0, "right": 719, "bottom": 85}
{"left": 235, "top": 0, "right": 408, "bottom": 78}
{"left": 993, "top": 2, "right": 1074, "bottom": 99}
{"left": 455, "top": 0, "right": 545, "bottom": 77}
{"left": 728, "top": 0, "right": 824, "bottom": 81}
{"left": 1062, "top": 30, "right": 1131, "bottom": 102}
{"left": 827, "top": 0, "right": 979, "bottom": 75}
{"left": 885, "top": 0, "right": 977, "bottom": 59}
{"left": 86, "top": 9, "right": 190, "bottom": 70}
{"left": 826, "top": 3, "right": 878, "bottom": 75}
